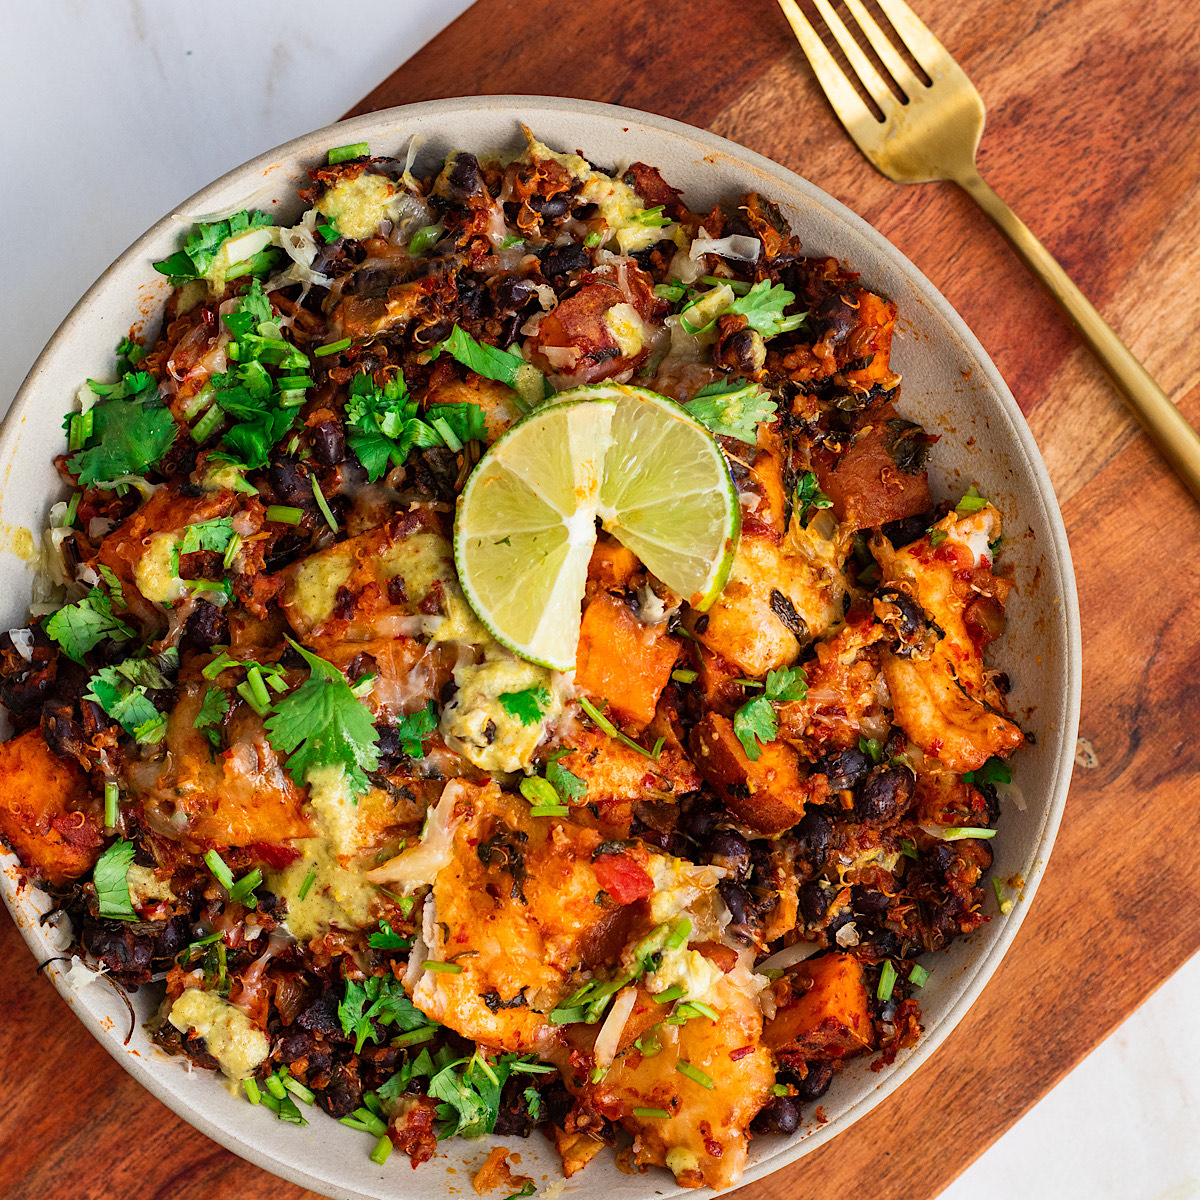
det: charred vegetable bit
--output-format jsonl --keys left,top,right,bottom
{"left": 1, "top": 134, "right": 1030, "bottom": 1194}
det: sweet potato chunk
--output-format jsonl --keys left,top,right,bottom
{"left": 813, "top": 403, "right": 932, "bottom": 529}
{"left": 575, "top": 593, "right": 679, "bottom": 731}
{"left": 585, "top": 534, "right": 640, "bottom": 599}
{"left": 689, "top": 712, "right": 822, "bottom": 836}
{"left": 423, "top": 363, "right": 523, "bottom": 443}
{"left": 764, "top": 952, "right": 875, "bottom": 1060}
{"left": 0, "top": 728, "right": 101, "bottom": 885}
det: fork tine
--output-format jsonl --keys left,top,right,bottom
{"left": 873, "top": 0, "right": 957, "bottom": 78}
{"left": 841, "top": 0, "right": 926, "bottom": 96}
{"left": 811, "top": 0, "right": 900, "bottom": 114}
{"left": 776, "top": 0, "right": 882, "bottom": 141}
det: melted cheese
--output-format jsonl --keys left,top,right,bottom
{"left": 168, "top": 989, "right": 270, "bottom": 1080}
{"left": 646, "top": 944, "right": 724, "bottom": 1004}
{"left": 134, "top": 531, "right": 186, "bottom": 604}
{"left": 286, "top": 553, "right": 354, "bottom": 629}
{"left": 317, "top": 172, "right": 399, "bottom": 240}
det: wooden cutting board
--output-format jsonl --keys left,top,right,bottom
{"left": 5, "top": 2, "right": 1199, "bottom": 1197}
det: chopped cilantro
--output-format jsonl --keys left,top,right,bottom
{"left": 794, "top": 470, "right": 833, "bottom": 527}
{"left": 85, "top": 649, "right": 178, "bottom": 742}
{"left": 339, "top": 974, "right": 432, "bottom": 1053}
{"left": 196, "top": 684, "right": 230, "bottom": 749}
{"left": 425, "top": 402, "right": 488, "bottom": 446}
{"left": 727, "top": 278, "right": 807, "bottom": 337}
{"left": 498, "top": 686, "right": 550, "bottom": 726}
{"left": 764, "top": 666, "right": 807, "bottom": 703}
{"left": 962, "top": 756, "right": 1012, "bottom": 786}
{"left": 94, "top": 838, "right": 137, "bottom": 920}
{"left": 66, "top": 370, "right": 177, "bottom": 486}
{"left": 368, "top": 920, "right": 411, "bottom": 951}
{"left": 433, "top": 325, "right": 537, "bottom": 391}
{"left": 956, "top": 485, "right": 989, "bottom": 514}
{"left": 265, "top": 640, "right": 380, "bottom": 795}
{"left": 152, "top": 210, "right": 277, "bottom": 282}
{"left": 928, "top": 529, "right": 948, "bottom": 547}
{"left": 732, "top": 666, "right": 807, "bottom": 759}
{"left": 685, "top": 379, "right": 777, "bottom": 444}
{"left": 546, "top": 749, "right": 586, "bottom": 802}
{"left": 344, "top": 370, "right": 435, "bottom": 482}
{"left": 858, "top": 735, "right": 885, "bottom": 764}
{"left": 43, "top": 588, "right": 134, "bottom": 662}
{"left": 427, "top": 1052, "right": 543, "bottom": 1140}
{"left": 392, "top": 701, "right": 438, "bottom": 759}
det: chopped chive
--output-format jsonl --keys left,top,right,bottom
{"left": 671, "top": 669, "right": 698, "bottom": 684}
{"left": 314, "top": 337, "right": 352, "bottom": 357}
{"left": 237, "top": 679, "right": 271, "bottom": 716}
{"left": 265, "top": 505, "right": 304, "bottom": 525}
{"left": 423, "top": 961, "right": 463, "bottom": 974}
{"left": 529, "top": 804, "right": 569, "bottom": 817}
{"left": 652, "top": 986, "right": 684, "bottom": 1003}
{"left": 265, "top": 1073, "right": 288, "bottom": 1101}
{"left": 203, "top": 848, "right": 235, "bottom": 891}
{"left": 370, "top": 1133, "right": 393, "bottom": 1165}
{"left": 877, "top": 960, "right": 897, "bottom": 1002}
{"left": 297, "top": 867, "right": 317, "bottom": 900}
{"left": 519, "top": 775, "right": 560, "bottom": 809}
{"left": 675, "top": 1060, "right": 714, "bottom": 1089}
{"left": 310, "top": 476, "right": 338, "bottom": 532}
{"left": 701, "top": 274, "right": 752, "bottom": 295}
{"left": 392, "top": 1025, "right": 438, "bottom": 1047}
{"left": 189, "top": 403, "right": 225, "bottom": 444}
{"left": 682, "top": 999, "right": 719, "bottom": 1021}
{"left": 632, "top": 1107, "right": 671, "bottom": 1120}
{"left": 244, "top": 1077, "right": 261, "bottom": 1105}
{"left": 283, "top": 1075, "right": 315, "bottom": 1104}
{"left": 908, "top": 964, "right": 930, "bottom": 987}
{"left": 222, "top": 533, "right": 242, "bottom": 570}
{"left": 103, "top": 781, "right": 119, "bottom": 829}
{"left": 327, "top": 142, "right": 370, "bottom": 164}
{"left": 585, "top": 231, "right": 602, "bottom": 248}
{"left": 348, "top": 1106, "right": 387, "bottom": 1137}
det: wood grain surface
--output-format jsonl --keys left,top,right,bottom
{"left": 5, "top": 2, "right": 1200, "bottom": 1197}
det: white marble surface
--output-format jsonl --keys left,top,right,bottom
{"left": 3, "top": 4, "right": 1197, "bottom": 1199}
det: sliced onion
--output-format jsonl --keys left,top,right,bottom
{"left": 594, "top": 986, "right": 638, "bottom": 1068}
{"left": 367, "top": 780, "right": 467, "bottom": 886}
{"left": 690, "top": 234, "right": 761, "bottom": 264}
{"left": 755, "top": 940, "right": 822, "bottom": 974}
{"left": 7, "top": 628, "right": 34, "bottom": 662}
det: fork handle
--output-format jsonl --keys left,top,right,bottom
{"left": 956, "top": 169, "right": 1200, "bottom": 502}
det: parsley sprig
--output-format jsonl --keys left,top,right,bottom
{"left": 732, "top": 666, "right": 808, "bottom": 760}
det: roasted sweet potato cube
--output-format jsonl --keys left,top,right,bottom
{"left": 813, "top": 403, "right": 932, "bottom": 530}
{"left": 585, "top": 534, "right": 640, "bottom": 598}
{"left": 575, "top": 593, "right": 679, "bottom": 731}
{"left": 689, "top": 712, "right": 821, "bottom": 836}
{"left": 0, "top": 728, "right": 102, "bottom": 885}
{"left": 763, "top": 952, "right": 875, "bottom": 1059}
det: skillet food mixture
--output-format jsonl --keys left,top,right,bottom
{"left": 0, "top": 132, "right": 1026, "bottom": 1192}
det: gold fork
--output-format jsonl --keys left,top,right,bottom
{"left": 776, "top": 0, "right": 1200, "bottom": 502}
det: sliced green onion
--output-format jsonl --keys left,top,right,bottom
{"left": 245, "top": 665, "right": 271, "bottom": 712}
{"left": 585, "top": 231, "right": 602, "bottom": 248}
{"left": 993, "top": 876, "right": 1014, "bottom": 914}
{"left": 634, "top": 1032, "right": 661, "bottom": 1057}
{"left": 190, "top": 403, "right": 225, "bottom": 443}
{"left": 519, "top": 776, "right": 560, "bottom": 809}
{"left": 679, "top": 999, "right": 719, "bottom": 1021}
{"left": 423, "top": 961, "right": 463, "bottom": 974}
{"left": 265, "top": 1073, "right": 288, "bottom": 1101}
{"left": 298, "top": 867, "right": 317, "bottom": 900}
{"left": 265, "top": 505, "right": 304, "bottom": 525}
{"left": 283, "top": 1075, "right": 315, "bottom": 1104}
{"left": 938, "top": 826, "right": 997, "bottom": 841}
{"left": 347, "top": 1106, "right": 387, "bottom": 1137}
{"left": 956, "top": 485, "right": 989, "bottom": 514}
{"left": 654, "top": 282, "right": 686, "bottom": 302}
{"left": 899, "top": 839, "right": 918, "bottom": 860}
{"left": 392, "top": 1025, "right": 438, "bottom": 1047}
{"left": 408, "top": 223, "right": 444, "bottom": 254}
{"left": 370, "top": 1133, "right": 393, "bottom": 1165}
{"left": 103, "top": 781, "right": 119, "bottom": 829}
{"left": 328, "top": 142, "right": 370, "bottom": 164}
{"left": 632, "top": 1107, "right": 671, "bottom": 1120}
{"left": 430, "top": 416, "right": 462, "bottom": 452}
{"left": 314, "top": 337, "right": 352, "bottom": 358}
{"left": 310, "top": 476, "right": 338, "bottom": 532}
{"left": 202, "top": 652, "right": 236, "bottom": 680}
{"left": 578, "top": 696, "right": 657, "bottom": 760}
{"left": 908, "top": 964, "right": 930, "bottom": 987}
{"left": 67, "top": 410, "right": 93, "bottom": 451}
{"left": 663, "top": 917, "right": 692, "bottom": 951}
{"left": 877, "top": 960, "right": 897, "bottom": 1002}
{"left": 675, "top": 1060, "right": 714, "bottom": 1089}
{"left": 671, "top": 669, "right": 698, "bottom": 684}
{"left": 222, "top": 533, "right": 242, "bottom": 570}
{"left": 652, "top": 986, "right": 684, "bottom": 1004}
{"left": 701, "top": 274, "right": 752, "bottom": 295}
{"left": 244, "top": 1077, "right": 261, "bottom": 1105}
{"left": 64, "top": 492, "right": 81, "bottom": 527}
{"left": 203, "top": 848, "right": 235, "bottom": 891}
{"left": 529, "top": 804, "right": 569, "bottom": 817}
{"left": 237, "top": 679, "right": 271, "bottom": 716}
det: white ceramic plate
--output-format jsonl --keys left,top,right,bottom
{"left": 0, "top": 97, "right": 1081, "bottom": 1199}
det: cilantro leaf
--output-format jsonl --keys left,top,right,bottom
{"left": 498, "top": 686, "right": 550, "bottom": 726}
{"left": 94, "top": 838, "right": 137, "bottom": 920}
{"left": 963, "top": 756, "right": 1012, "bottom": 786}
{"left": 344, "top": 371, "right": 432, "bottom": 482}
{"left": 727, "top": 279, "right": 807, "bottom": 337}
{"left": 434, "top": 325, "right": 530, "bottom": 389}
{"left": 425, "top": 402, "right": 488, "bottom": 446}
{"left": 392, "top": 702, "right": 439, "bottom": 759}
{"left": 429, "top": 1061, "right": 495, "bottom": 1139}
{"left": 956, "top": 485, "right": 989, "bottom": 514}
{"left": 67, "top": 373, "right": 178, "bottom": 486}
{"left": 179, "top": 517, "right": 236, "bottom": 556}
{"left": 794, "top": 470, "right": 833, "bottom": 527}
{"left": 86, "top": 651, "right": 176, "bottom": 742}
{"left": 368, "top": 920, "right": 412, "bottom": 950}
{"left": 196, "top": 684, "right": 230, "bottom": 749}
{"left": 152, "top": 210, "right": 276, "bottom": 282}
{"left": 546, "top": 750, "right": 586, "bottom": 802}
{"left": 764, "top": 665, "right": 807, "bottom": 704}
{"left": 265, "top": 640, "right": 380, "bottom": 795}
{"left": 685, "top": 379, "right": 777, "bottom": 444}
{"left": 43, "top": 588, "right": 134, "bottom": 662}
{"left": 732, "top": 695, "right": 777, "bottom": 761}
{"left": 523, "top": 1088, "right": 542, "bottom": 1123}
{"left": 339, "top": 974, "right": 432, "bottom": 1053}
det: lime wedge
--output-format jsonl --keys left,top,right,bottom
{"left": 454, "top": 385, "right": 739, "bottom": 670}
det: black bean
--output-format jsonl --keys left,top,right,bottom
{"left": 719, "top": 880, "right": 755, "bottom": 927}
{"left": 297, "top": 990, "right": 340, "bottom": 1034}
{"left": 316, "top": 1064, "right": 363, "bottom": 1119}
{"left": 681, "top": 799, "right": 722, "bottom": 843}
{"left": 269, "top": 458, "right": 313, "bottom": 506}
{"left": 494, "top": 276, "right": 537, "bottom": 311}
{"left": 309, "top": 420, "right": 345, "bottom": 467}
{"left": 769, "top": 589, "right": 808, "bottom": 641}
{"left": 794, "top": 810, "right": 832, "bottom": 869}
{"left": 279, "top": 1029, "right": 315, "bottom": 1063}
{"left": 815, "top": 293, "right": 858, "bottom": 346}
{"left": 457, "top": 279, "right": 483, "bottom": 320}
{"left": 415, "top": 318, "right": 454, "bottom": 346}
{"left": 183, "top": 601, "right": 229, "bottom": 652}
{"left": 751, "top": 1094, "right": 803, "bottom": 1135}
{"left": 881, "top": 512, "right": 936, "bottom": 548}
{"left": 795, "top": 1061, "right": 834, "bottom": 1101}
{"left": 851, "top": 886, "right": 890, "bottom": 915}
{"left": 874, "top": 589, "right": 926, "bottom": 650}
{"left": 152, "top": 916, "right": 190, "bottom": 960}
{"left": 813, "top": 747, "right": 869, "bottom": 792}
{"left": 715, "top": 328, "right": 766, "bottom": 374}
{"left": 537, "top": 243, "right": 590, "bottom": 278}
{"left": 707, "top": 831, "right": 751, "bottom": 880}
{"left": 439, "top": 151, "right": 484, "bottom": 201}
{"left": 531, "top": 194, "right": 571, "bottom": 220}
{"left": 854, "top": 765, "right": 914, "bottom": 825}
{"left": 798, "top": 881, "right": 831, "bottom": 925}
{"left": 629, "top": 815, "right": 671, "bottom": 852}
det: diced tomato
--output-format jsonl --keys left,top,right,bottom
{"left": 592, "top": 853, "right": 654, "bottom": 905}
